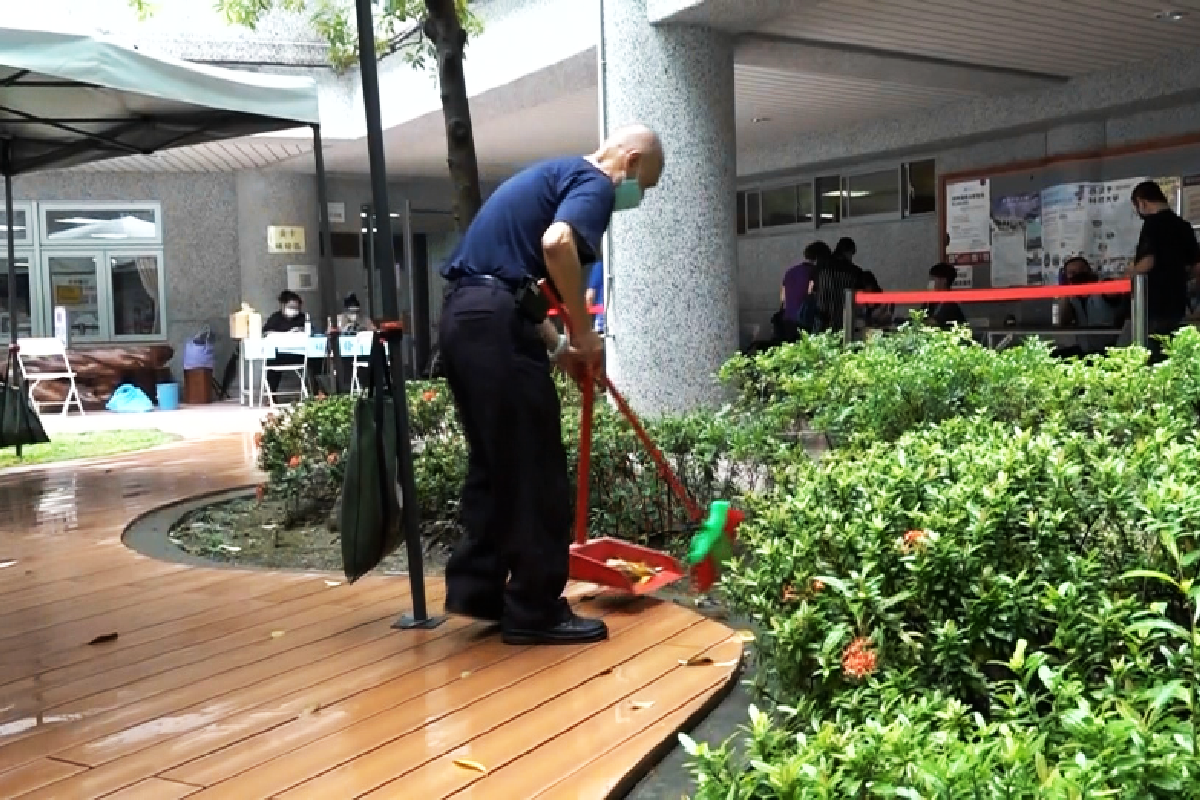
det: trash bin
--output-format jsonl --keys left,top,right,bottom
{"left": 157, "top": 382, "right": 180, "bottom": 411}
{"left": 183, "top": 368, "right": 213, "bottom": 405}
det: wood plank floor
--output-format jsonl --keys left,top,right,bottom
{"left": 0, "top": 434, "right": 741, "bottom": 799}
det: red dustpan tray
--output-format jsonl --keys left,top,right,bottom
{"left": 570, "top": 537, "right": 687, "bottom": 594}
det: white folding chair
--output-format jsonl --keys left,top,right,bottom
{"left": 15, "top": 337, "right": 84, "bottom": 416}
{"left": 260, "top": 334, "right": 309, "bottom": 407}
{"left": 348, "top": 331, "right": 375, "bottom": 394}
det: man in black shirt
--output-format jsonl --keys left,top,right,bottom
{"left": 1130, "top": 181, "right": 1200, "bottom": 360}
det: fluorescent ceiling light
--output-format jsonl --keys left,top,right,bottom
{"left": 822, "top": 190, "right": 871, "bottom": 198}
{"left": 0, "top": 225, "right": 25, "bottom": 231}
{"left": 58, "top": 217, "right": 108, "bottom": 225}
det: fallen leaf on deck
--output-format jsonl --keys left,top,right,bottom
{"left": 453, "top": 758, "right": 488, "bottom": 774}
{"left": 598, "top": 667, "right": 614, "bottom": 676}
{"left": 0, "top": 560, "right": 16, "bottom": 569}
{"left": 87, "top": 633, "right": 119, "bottom": 645}
{"left": 299, "top": 703, "right": 321, "bottom": 717}
{"left": 631, "top": 701, "right": 655, "bottom": 711}
{"left": 460, "top": 671, "right": 472, "bottom": 679}
{"left": 270, "top": 630, "right": 286, "bottom": 639}
{"left": 679, "top": 656, "right": 714, "bottom": 667}
{"left": 735, "top": 630, "right": 755, "bottom": 642}
{"left": 324, "top": 580, "right": 341, "bottom": 587}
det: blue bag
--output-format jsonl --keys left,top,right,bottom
{"left": 106, "top": 384, "right": 155, "bottom": 413}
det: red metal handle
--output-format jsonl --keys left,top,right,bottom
{"left": 599, "top": 375, "right": 704, "bottom": 522}
{"left": 536, "top": 280, "right": 704, "bottom": 524}
{"left": 575, "top": 367, "right": 594, "bottom": 546}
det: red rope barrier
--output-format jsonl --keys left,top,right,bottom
{"left": 547, "top": 304, "right": 604, "bottom": 316}
{"left": 855, "top": 279, "right": 1131, "bottom": 306}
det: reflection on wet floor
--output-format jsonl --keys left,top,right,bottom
{"left": 0, "top": 434, "right": 740, "bottom": 799}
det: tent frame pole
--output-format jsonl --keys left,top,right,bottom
{"left": 352, "top": 0, "right": 443, "bottom": 631}
{"left": 3, "top": 142, "right": 14, "bottom": 351}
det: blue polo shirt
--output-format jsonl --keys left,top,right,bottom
{"left": 441, "top": 157, "right": 615, "bottom": 285}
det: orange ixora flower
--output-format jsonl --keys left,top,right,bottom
{"left": 326, "top": 452, "right": 339, "bottom": 465}
{"left": 782, "top": 585, "right": 800, "bottom": 602}
{"left": 255, "top": 484, "right": 266, "bottom": 501}
{"left": 812, "top": 579, "right": 825, "bottom": 592}
{"left": 422, "top": 389, "right": 438, "bottom": 402}
{"left": 253, "top": 432, "right": 263, "bottom": 446}
{"left": 287, "top": 455, "right": 301, "bottom": 469}
{"left": 899, "top": 529, "right": 933, "bottom": 554}
{"left": 842, "top": 636, "right": 878, "bottom": 680}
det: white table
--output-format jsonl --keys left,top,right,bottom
{"left": 239, "top": 334, "right": 373, "bottom": 407}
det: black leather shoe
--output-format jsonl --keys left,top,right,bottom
{"left": 501, "top": 612, "right": 608, "bottom": 645}
{"left": 444, "top": 597, "right": 502, "bottom": 623}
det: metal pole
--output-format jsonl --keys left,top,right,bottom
{"left": 311, "top": 124, "right": 337, "bottom": 327}
{"left": 401, "top": 199, "right": 417, "bottom": 377}
{"left": 352, "top": 0, "right": 439, "bottom": 629}
{"left": 355, "top": 0, "right": 399, "bottom": 321}
{"left": 384, "top": 324, "right": 443, "bottom": 630}
{"left": 1132, "top": 272, "right": 1148, "bottom": 350}
{"left": 3, "top": 144, "right": 15, "bottom": 351}
{"left": 842, "top": 288, "right": 855, "bottom": 345}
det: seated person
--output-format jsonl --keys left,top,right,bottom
{"left": 856, "top": 269, "right": 893, "bottom": 327}
{"left": 262, "top": 290, "right": 309, "bottom": 395}
{"left": 922, "top": 263, "right": 966, "bottom": 328}
{"left": 812, "top": 251, "right": 863, "bottom": 332}
{"left": 340, "top": 293, "right": 375, "bottom": 335}
{"left": 779, "top": 241, "right": 829, "bottom": 339}
{"left": 1052, "top": 256, "right": 1122, "bottom": 357}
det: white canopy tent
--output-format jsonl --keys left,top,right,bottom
{"left": 0, "top": 25, "right": 334, "bottom": 346}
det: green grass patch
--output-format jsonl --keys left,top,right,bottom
{"left": 0, "top": 429, "right": 181, "bottom": 468}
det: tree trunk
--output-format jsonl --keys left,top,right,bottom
{"left": 423, "top": 0, "right": 483, "bottom": 231}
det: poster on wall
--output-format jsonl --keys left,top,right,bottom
{"left": 1182, "top": 174, "right": 1200, "bottom": 226}
{"left": 1085, "top": 178, "right": 1145, "bottom": 276}
{"left": 989, "top": 192, "right": 1042, "bottom": 286}
{"left": 1039, "top": 183, "right": 1089, "bottom": 282}
{"left": 946, "top": 179, "right": 991, "bottom": 264}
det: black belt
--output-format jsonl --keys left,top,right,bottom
{"left": 448, "top": 274, "right": 518, "bottom": 294}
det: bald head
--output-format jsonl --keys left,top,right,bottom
{"left": 590, "top": 123, "right": 664, "bottom": 193}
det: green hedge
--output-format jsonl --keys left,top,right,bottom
{"left": 686, "top": 326, "right": 1200, "bottom": 798}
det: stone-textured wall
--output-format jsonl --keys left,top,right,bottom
{"left": 604, "top": 0, "right": 738, "bottom": 414}
{"left": 12, "top": 171, "right": 239, "bottom": 380}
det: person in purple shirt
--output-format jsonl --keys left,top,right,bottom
{"left": 778, "top": 241, "right": 829, "bottom": 336}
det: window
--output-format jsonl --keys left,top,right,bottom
{"left": 109, "top": 253, "right": 164, "bottom": 338}
{"left": 845, "top": 169, "right": 901, "bottom": 219}
{"left": 736, "top": 191, "right": 748, "bottom": 235}
{"left": 746, "top": 191, "right": 761, "bottom": 231}
{"left": 816, "top": 175, "right": 842, "bottom": 225}
{"left": 320, "top": 232, "right": 362, "bottom": 259}
{"left": 41, "top": 204, "right": 161, "bottom": 245}
{"left": 45, "top": 253, "right": 103, "bottom": 341}
{"left": 0, "top": 253, "right": 33, "bottom": 339}
{"left": 759, "top": 183, "right": 813, "bottom": 228}
{"left": 905, "top": 159, "right": 937, "bottom": 216}
{"left": 1, "top": 204, "right": 32, "bottom": 246}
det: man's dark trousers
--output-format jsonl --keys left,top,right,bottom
{"left": 438, "top": 281, "right": 572, "bottom": 629}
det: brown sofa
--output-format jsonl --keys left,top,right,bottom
{"left": 19, "top": 345, "right": 174, "bottom": 411}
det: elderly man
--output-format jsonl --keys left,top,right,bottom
{"left": 437, "top": 125, "right": 664, "bottom": 645}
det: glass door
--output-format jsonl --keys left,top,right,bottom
{"left": 107, "top": 252, "right": 164, "bottom": 338}
{"left": 0, "top": 253, "right": 35, "bottom": 339}
{"left": 42, "top": 252, "right": 105, "bottom": 342}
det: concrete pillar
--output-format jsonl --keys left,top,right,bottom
{"left": 603, "top": 0, "right": 738, "bottom": 415}
{"left": 235, "top": 171, "right": 322, "bottom": 322}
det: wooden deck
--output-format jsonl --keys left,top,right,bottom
{"left": 0, "top": 435, "right": 741, "bottom": 799}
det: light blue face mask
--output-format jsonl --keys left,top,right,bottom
{"left": 613, "top": 178, "right": 643, "bottom": 212}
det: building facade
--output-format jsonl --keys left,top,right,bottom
{"left": 10, "top": 0, "right": 1200, "bottom": 411}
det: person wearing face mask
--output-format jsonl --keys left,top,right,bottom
{"left": 1052, "top": 257, "right": 1122, "bottom": 358}
{"left": 437, "top": 124, "right": 664, "bottom": 646}
{"left": 262, "top": 290, "right": 309, "bottom": 395}
{"left": 922, "top": 263, "right": 967, "bottom": 328}
{"left": 340, "top": 293, "right": 375, "bottom": 335}
{"left": 1128, "top": 181, "right": 1200, "bottom": 362}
